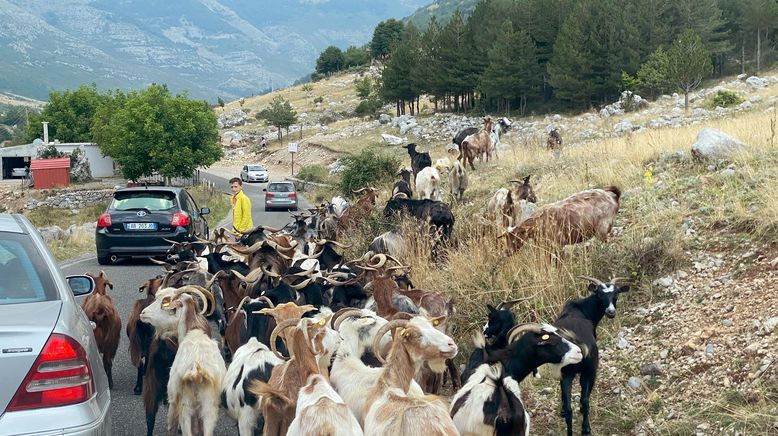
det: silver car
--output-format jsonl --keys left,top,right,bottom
{"left": 263, "top": 181, "right": 298, "bottom": 211}
{"left": 240, "top": 164, "right": 269, "bottom": 183}
{"left": 0, "top": 214, "right": 111, "bottom": 435}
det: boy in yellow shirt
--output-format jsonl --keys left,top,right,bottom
{"left": 229, "top": 177, "right": 253, "bottom": 238}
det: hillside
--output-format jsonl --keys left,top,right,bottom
{"left": 212, "top": 69, "right": 778, "bottom": 434}
{"left": 0, "top": 0, "right": 424, "bottom": 101}
{"left": 404, "top": 0, "right": 477, "bottom": 28}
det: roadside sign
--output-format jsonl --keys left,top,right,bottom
{"left": 288, "top": 142, "right": 298, "bottom": 153}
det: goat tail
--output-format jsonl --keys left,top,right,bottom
{"left": 603, "top": 185, "right": 621, "bottom": 201}
{"left": 182, "top": 362, "right": 209, "bottom": 385}
{"left": 247, "top": 380, "right": 294, "bottom": 409}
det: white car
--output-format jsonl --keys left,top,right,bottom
{"left": 240, "top": 164, "right": 269, "bottom": 183}
{"left": 11, "top": 168, "right": 28, "bottom": 178}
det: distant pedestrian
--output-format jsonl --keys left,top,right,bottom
{"left": 260, "top": 136, "right": 267, "bottom": 150}
{"left": 229, "top": 177, "right": 253, "bottom": 240}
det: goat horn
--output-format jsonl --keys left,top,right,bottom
{"left": 163, "top": 238, "right": 182, "bottom": 245}
{"left": 578, "top": 276, "right": 604, "bottom": 286}
{"left": 257, "top": 295, "right": 275, "bottom": 308}
{"left": 331, "top": 309, "right": 365, "bottom": 331}
{"left": 321, "top": 276, "right": 357, "bottom": 286}
{"left": 507, "top": 323, "right": 545, "bottom": 343}
{"left": 372, "top": 319, "right": 410, "bottom": 364}
{"left": 368, "top": 254, "right": 387, "bottom": 269}
{"left": 269, "top": 318, "right": 300, "bottom": 360}
{"left": 289, "top": 263, "right": 317, "bottom": 277}
{"left": 232, "top": 296, "right": 252, "bottom": 322}
{"left": 390, "top": 312, "right": 415, "bottom": 321}
{"left": 150, "top": 258, "right": 170, "bottom": 266}
{"left": 261, "top": 224, "right": 283, "bottom": 233}
{"left": 609, "top": 276, "right": 627, "bottom": 286}
{"left": 233, "top": 268, "right": 265, "bottom": 284}
{"left": 496, "top": 299, "right": 522, "bottom": 311}
{"left": 260, "top": 265, "right": 281, "bottom": 278}
{"left": 231, "top": 241, "right": 265, "bottom": 255}
{"left": 352, "top": 188, "right": 366, "bottom": 193}
{"left": 204, "top": 270, "right": 225, "bottom": 290}
{"left": 289, "top": 278, "right": 313, "bottom": 290}
{"left": 327, "top": 240, "right": 351, "bottom": 249}
{"left": 173, "top": 286, "right": 210, "bottom": 316}
{"left": 188, "top": 286, "right": 217, "bottom": 317}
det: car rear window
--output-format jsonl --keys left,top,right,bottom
{"left": 248, "top": 165, "right": 265, "bottom": 171}
{"left": 268, "top": 183, "right": 294, "bottom": 192}
{"left": 0, "top": 233, "right": 57, "bottom": 304}
{"left": 112, "top": 191, "right": 177, "bottom": 211}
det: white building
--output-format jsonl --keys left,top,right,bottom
{"left": 0, "top": 142, "right": 116, "bottom": 180}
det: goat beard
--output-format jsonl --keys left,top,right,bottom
{"left": 427, "top": 358, "right": 447, "bottom": 374}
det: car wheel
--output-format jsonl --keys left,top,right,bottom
{"left": 97, "top": 254, "right": 112, "bottom": 265}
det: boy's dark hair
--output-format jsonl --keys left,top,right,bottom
{"left": 229, "top": 177, "right": 242, "bottom": 185}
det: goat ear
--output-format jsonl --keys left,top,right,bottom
{"left": 588, "top": 283, "right": 598, "bottom": 293}
{"left": 523, "top": 175, "right": 531, "bottom": 184}
{"left": 486, "top": 304, "right": 497, "bottom": 313}
{"left": 617, "top": 285, "right": 630, "bottom": 294}
{"left": 107, "top": 281, "right": 114, "bottom": 290}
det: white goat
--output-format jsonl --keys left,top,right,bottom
{"left": 287, "top": 374, "right": 364, "bottom": 436}
{"left": 331, "top": 195, "right": 350, "bottom": 218}
{"left": 448, "top": 159, "right": 468, "bottom": 202}
{"left": 222, "top": 338, "right": 284, "bottom": 436}
{"left": 166, "top": 294, "right": 226, "bottom": 436}
{"left": 415, "top": 166, "right": 442, "bottom": 201}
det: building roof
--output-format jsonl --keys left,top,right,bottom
{"left": 31, "top": 157, "right": 71, "bottom": 170}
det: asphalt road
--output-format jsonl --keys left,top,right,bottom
{"left": 60, "top": 171, "right": 310, "bottom": 436}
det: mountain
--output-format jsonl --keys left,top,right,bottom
{"left": 403, "top": 0, "right": 477, "bottom": 28}
{"left": 0, "top": 0, "right": 425, "bottom": 101}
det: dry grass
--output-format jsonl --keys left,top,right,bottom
{"left": 47, "top": 229, "right": 95, "bottom": 262}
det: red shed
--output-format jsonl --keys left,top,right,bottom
{"left": 30, "top": 157, "right": 71, "bottom": 189}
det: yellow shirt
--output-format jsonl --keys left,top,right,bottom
{"left": 231, "top": 190, "right": 253, "bottom": 234}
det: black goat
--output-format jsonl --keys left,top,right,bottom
{"left": 383, "top": 197, "right": 455, "bottom": 241}
{"left": 403, "top": 143, "right": 431, "bottom": 183}
{"left": 303, "top": 239, "right": 347, "bottom": 271}
{"left": 450, "top": 324, "right": 583, "bottom": 436}
{"left": 554, "top": 276, "right": 629, "bottom": 436}
{"left": 392, "top": 168, "right": 414, "bottom": 198}
{"left": 462, "top": 299, "right": 520, "bottom": 384}
{"left": 453, "top": 127, "right": 479, "bottom": 147}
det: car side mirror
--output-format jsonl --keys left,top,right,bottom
{"left": 200, "top": 207, "right": 211, "bottom": 215}
{"left": 66, "top": 275, "right": 95, "bottom": 297}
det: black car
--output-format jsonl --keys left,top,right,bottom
{"left": 95, "top": 186, "right": 209, "bottom": 264}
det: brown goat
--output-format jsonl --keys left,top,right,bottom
{"left": 460, "top": 118, "right": 494, "bottom": 170}
{"left": 82, "top": 290, "right": 121, "bottom": 389}
{"left": 337, "top": 187, "right": 378, "bottom": 235}
{"left": 501, "top": 186, "right": 621, "bottom": 256}
{"left": 86, "top": 270, "right": 114, "bottom": 294}
{"left": 127, "top": 276, "right": 163, "bottom": 395}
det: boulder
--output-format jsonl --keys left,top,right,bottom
{"left": 746, "top": 76, "right": 768, "bottom": 89}
{"left": 614, "top": 120, "right": 635, "bottom": 133}
{"left": 218, "top": 109, "right": 248, "bottom": 128}
{"left": 381, "top": 134, "right": 404, "bottom": 145}
{"left": 691, "top": 128, "right": 748, "bottom": 160}
{"left": 379, "top": 114, "right": 391, "bottom": 124}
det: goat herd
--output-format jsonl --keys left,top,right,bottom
{"left": 78, "top": 125, "right": 630, "bottom": 436}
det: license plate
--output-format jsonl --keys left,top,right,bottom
{"left": 126, "top": 222, "right": 157, "bottom": 231}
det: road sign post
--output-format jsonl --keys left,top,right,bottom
{"left": 288, "top": 142, "right": 298, "bottom": 176}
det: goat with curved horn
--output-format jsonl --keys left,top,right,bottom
{"left": 233, "top": 268, "right": 265, "bottom": 284}
{"left": 371, "top": 319, "right": 410, "bottom": 364}
{"left": 172, "top": 286, "right": 211, "bottom": 316}
{"left": 289, "top": 278, "right": 313, "bottom": 290}
{"left": 255, "top": 295, "right": 275, "bottom": 309}
{"left": 506, "top": 322, "right": 545, "bottom": 343}
{"left": 269, "top": 319, "right": 300, "bottom": 360}
{"left": 331, "top": 309, "right": 365, "bottom": 331}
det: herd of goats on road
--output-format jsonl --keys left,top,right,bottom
{"left": 79, "top": 118, "right": 628, "bottom": 436}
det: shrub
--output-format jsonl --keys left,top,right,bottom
{"left": 296, "top": 164, "right": 330, "bottom": 184}
{"left": 301, "top": 83, "right": 313, "bottom": 92}
{"left": 338, "top": 148, "right": 399, "bottom": 197}
{"left": 354, "top": 97, "right": 384, "bottom": 117}
{"left": 313, "top": 96, "right": 324, "bottom": 104}
{"left": 711, "top": 90, "right": 743, "bottom": 108}
{"left": 355, "top": 77, "right": 373, "bottom": 98}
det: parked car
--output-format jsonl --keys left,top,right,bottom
{"left": 264, "top": 180, "right": 298, "bottom": 211}
{"left": 0, "top": 213, "right": 111, "bottom": 435}
{"left": 11, "top": 167, "right": 28, "bottom": 178}
{"left": 95, "top": 186, "right": 210, "bottom": 265}
{"left": 240, "top": 164, "right": 269, "bottom": 183}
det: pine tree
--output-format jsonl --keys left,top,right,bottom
{"left": 667, "top": 29, "right": 712, "bottom": 110}
{"left": 738, "top": 0, "right": 778, "bottom": 71}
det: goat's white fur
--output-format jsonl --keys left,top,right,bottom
{"left": 415, "top": 166, "right": 442, "bottom": 201}
{"left": 287, "top": 374, "right": 364, "bottom": 436}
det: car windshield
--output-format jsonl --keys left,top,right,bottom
{"left": 0, "top": 233, "right": 57, "bottom": 305}
{"left": 112, "top": 191, "right": 177, "bottom": 211}
{"left": 247, "top": 165, "right": 265, "bottom": 171}
{"left": 268, "top": 183, "right": 294, "bottom": 192}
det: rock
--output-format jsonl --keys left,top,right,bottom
{"left": 653, "top": 276, "right": 673, "bottom": 288}
{"left": 639, "top": 362, "right": 664, "bottom": 376}
{"left": 705, "top": 343, "right": 715, "bottom": 355}
{"left": 614, "top": 120, "right": 635, "bottom": 133}
{"left": 328, "top": 159, "right": 345, "bottom": 175}
{"left": 617, "top": 337, "right": 630, "bottom": 349}
{"left": 721, "top": 319, "right": 734, "bottom": 327}
{"left": 691, "top": 128, "right": 748, "bottom": 160}
{"left": 749, "top": 95, "right": 763, "bottom": 103}
{"left": 746, "top": 76, "right": 767, "bottom": 89}
{"left": 379, "top": 114, "right": 391, "bottom": 124}
{"left": 218, "top": 109, "right": 248, "bottom": 128}
{"left": 627, "top": 377, "right": 642, "bottom": 389}
{"left": 540, "top": 387, "right": 553, "bottom": 396}
{"left": 763, "top": 317, "right": 778, "bottom": 333}
{"left": 381, "top": 134, "right": 404, "bottom": 145}
{"left": 739, "top": 101, "right": 753, "bottom": 110}
{"left": 737, "top": 73, "right": 747, "bottom": 80}
{"left": 670, "top": 107, "right": 683, "bottom": 118}
{"left": 720, "top": 168, "right": 736, "bottom": 177}
{"left": 659, "top": 349, "right": 669, "bottom": 359}
{"left": 38, "top": 225, "right": 65, "bottom": 242}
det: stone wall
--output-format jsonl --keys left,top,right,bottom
{"left": 25, "top": 189, "right": 114, "bottom": 210}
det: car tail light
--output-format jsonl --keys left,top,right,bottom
{"left": 97, "top": 213, "right": 112, "bottom": 227}
{"left": 265, "top": 192, "right": 274, "bottom": 198}
{"left": 288, "top": 192, "right": 296, "bottom": 198}
{"left": 171, "top": 212, "right": 190, "bottom": 227}
{"left": 6, "top": 334, "right": 95, "bottom": 412}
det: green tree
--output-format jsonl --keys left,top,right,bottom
{"left": 380, "top": 25, "right": 422, "bottom": 116}
{"left": 343, "top": 46, "right": 371, "bottom": 68}
{"left": 259, "top": 96, "right": 298, "bottom": 141}
{"left": 667, "top": 30, "right": 712, "bottom": 110}
{"left": 636, "top": 46, "right": 672, "bottom": 98}
{"left": 370, "top": 19, "right": 405, "bottom": 59}
{"left": 669, "top": 0, "right": 729, "bottom": 73}
{"left": 738, "top": 0, "right": 778, "bottom": 71}
{"left": 24, "top": 84, "right": 106, "bottom": 143}
{"left": 93, "top": 84, "right": 222, "bottom": 182}
{"left": 217, "top": 97, "right": 225, "bottom": 108}
{"left": 315, "top": 46, "right": 345, "bottom": 75}
{"left": 355, "top": 76, "right": 373, "bottom": 99}
{"left": 548, "top": 0, "right": 640, "bottom": 108}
